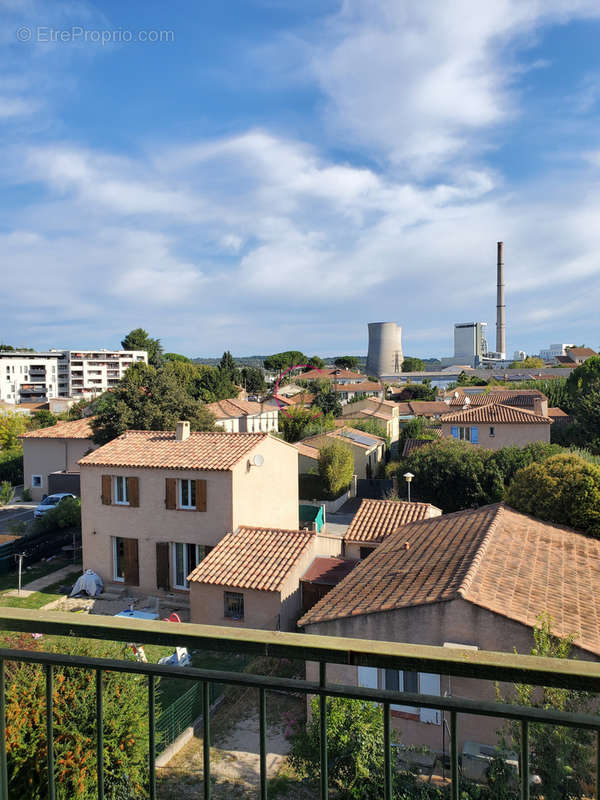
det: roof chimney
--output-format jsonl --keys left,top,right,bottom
{"left": 176, "top": 421, "right": 190, "bottom": 441}
{"left": 496, "top": 241, "right": 506, "bottom": 358}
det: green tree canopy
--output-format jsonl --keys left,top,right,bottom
{"left": 0, "top": 411, "right": 28, "bottom": 449}
{"left": 394, "top": 383, "right": 436, "bottom": 401}
{"left": 163, "top": 352, "right": 191, "bottom": 363}
{"left": 312, "top": 382, "right": 342, "bottom": 418}
{"left": 240, "top": 366, "right": 266, "bottom": 395}
{"left": 498, "top": 614, "right": 595, "bottom": 800}
{"left": 505, "top": 452, "right": 600, "bottom": 536}
{"left": 334, "top": 356, "right": 359, "bottom": 371}
{"left": 402, "top": 356, "right": 425, "bottom": 372}
{"left": 305, "top": 355, "right": 326, "bottom": 370}
{"left": 318, "top": 440, "right": 354, "bottom": 495}
{"left": 279, "top": 406, "right": 317, "bottom": 443}
{"left": 121, "top": 328, "right": 163, "bottom": 367}
{"left": 570, "top": 376, "right": 600, "bottom": 453}
{"left": 29, "top": 409, "right": 58, "bottom": 430}
{"left": 91, "top": 362, "right": 215, "bottom": 445}
{"left": 509, "top": 356, "right": 544, "bottom": 369}
{"left": 566, "top": 355, "right": 600, "bottom": 399}
{"left": 263, "top": 351, "right": 307, "bottom": 375}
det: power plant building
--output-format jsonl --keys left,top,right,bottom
{"left": 453, "top": 322, "right": 488, "bottom": 366}
{"left": 366, "top": 322, "right": 403, "bottom": 377}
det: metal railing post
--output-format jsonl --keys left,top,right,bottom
{"left": 383, "top": 701, "right": 392, "bottom": 800}
{"left": 259, "top": 688, "right": 267, "bottom": 799}
{"left": 520, "top": 720, "right": 529, "bottom": 800}
{"left": 45, "top": 665, "right": 55, "bottom": 800}
{"left": 319, "top": 662, "right": 328, "bottom": 800}
{"left": 0, "top": 659, "right": 7, "bottom": 800}
{"left": 96, "top": 669, "right": 104, "bottom": 800}
{"left": 450, "top": 711, "right": 459, "bottom": 800}
{"left": 148, "top": 675, "right": 156, "bottom": 800}
{"left": 203, "top": 680, "right": 211, "bottom": 800}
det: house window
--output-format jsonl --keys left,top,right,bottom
{"left": 450, "top": 426, "right": 479, "bottom": 444}
{"left": 489, "top": 426, "right": 495, "bottom": 437}
{"left": 113, "top": 476, "right": 129, "bottom": 505}
{"left": 179, "top": 479, "right": 196, "bottom": 510}
{"left": 224, "top": 591, "right": 244, "bottom": 620}
{"left": 458, "top": 426, "right": 470, "bottom": 441}
{"left": 113, "top": 537, "right": 126, "bottom": 582}
{"left": 31, "top": 475, "right": 42, "bottom": 488}
{"left": 172, "top": 542, "right": 208, "bottom": 589}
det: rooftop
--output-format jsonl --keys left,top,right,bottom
{"left": 20, "top": 417, "right": 95, "bottom": 439}
{"left": 299, "top": 504, "right": 600, "bottom": 656}
{"left": 300, "top": 557, "right": 358, "bottom": 586}
{"left": 205, "top": 398, "right": 271, "bottom": 419}
{"left": 78, "top": 430, "right": 269, "bottom": 471}
{"left": 441, "top": 403, "right": 552, "bottom": 425}
{"left": 187, "top": 526, "right": 314, "bottom": 591}
{"left": 301, "top": 426, "right": 386, "bottom": 452}
{"left": 344, "top": 498, "right": 442, "bottom": 544}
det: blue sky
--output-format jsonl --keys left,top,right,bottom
{"left": 2, "top": 0, "right": 600, "bottom": 359}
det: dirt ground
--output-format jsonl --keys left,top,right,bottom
{"left": 158, "top": 688, "right": 313, "bottom": 799}
{"left": 52, "top": 588, "right": 191, "bottom": 620}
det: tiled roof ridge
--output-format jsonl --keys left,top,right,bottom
{"left": 456, "top": 503, "right": 505, "bottom": 599}
{"left": 237, "top": 524, "right": 314, "bottom": 537}
{"left": 441, "top": 403, "right": 551, "bottom": 424}
{"left": 120, "top": 428, "right": 268, "bottom": 437}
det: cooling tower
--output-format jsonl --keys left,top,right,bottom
{"left": 366, "top": 322, "right": 404, "bottom": 377}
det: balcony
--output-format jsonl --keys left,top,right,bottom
{"left": 0, "top": 609, "right": 599, "bottom": 799}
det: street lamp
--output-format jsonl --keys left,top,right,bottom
{"left": 403, "top": 472, "right": 415, "bottom": 502}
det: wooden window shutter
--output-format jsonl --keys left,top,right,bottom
{"left": 128, "top": 477, "right": 140, "bottom": 507}
{"left": 196, "top": 479, "right": 207, "bottom": 512}
{"left": 156, "top": 542, "right": 170, "bottom": 591}
{"left": 123, "top": 538, "right": 139, "bottom": 586}
{"left": 165, "top": 478, "right": 177, "bottom": 510}
{"left": 101, "top": 475, "right": 112, "bottom": 505}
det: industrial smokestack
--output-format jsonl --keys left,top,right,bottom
{"left": 496, "top": 241, "right": 506, "bottom": 357}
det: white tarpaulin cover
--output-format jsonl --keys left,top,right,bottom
{"left": 70, "top": 570, "right": 103, "bottom": 597}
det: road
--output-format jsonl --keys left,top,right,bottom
{"left": 0, "top": 505, "right": 35, "bottom": 536}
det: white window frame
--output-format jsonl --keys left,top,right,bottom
{"left": 113, "top": 476, "right": 129, "bottom": 506}
{"left": 458, "top": 426, "right": 471, "bottom": 441}
{"left": 171, "top": 542, "right": 205, "bottom": 590}
{"left": 113, "top": 537, "right": 125, "bottom": 582}
{"left": 178, "top": 479, "right": 196, "bottom": 510}
{"left": 382, "top": 670, "right": 441, "bottom": 724}
{"left": 31, "top": 475, "right": 42, "bottom": 488}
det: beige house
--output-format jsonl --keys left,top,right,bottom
{"left": 299, "top": 427, "right": 386, "bottom": 479}
{"left": 294, "top": 441, "right": 320, "bottom": 474}
{"left": 299, "top": 504, "right": 600, "bottom": 751}
{"left": 343, "top": 498, "right": 441, "bottom": 560}
{"left": 440, "top": 403, "right": 552, "bottom": 449}
{"left": 443, "top": 388, "right": 549, "bottom": 417}
{"left": 341, "top": 398, "right": 400, "bottom": 443}
{"left": 188, "top": 526, "right": 319, "bottom": 631}
{"left": 78, "top": 425, "right": 299, "bottom": 593}
{"left": 20, "top": 417, "right": 97, "bottom": 501}
{"left": 205, "top": 398, "right": 279, "bottom": 433}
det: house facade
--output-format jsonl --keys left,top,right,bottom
{"left": 299, "top": 427, "right": 386, "bottom": 479}
{"left": 206, "top": 398, "right": 279, "bottom": 433}
{"left": 79, "top": 426, "right": 299, "bottom": 593}
{"left": 20, "top": 417, "right": 98, "bottom": 501}
{"left": 440, "top": 403, "right": 552, "bottom": 450}
{"left": 299, "top": 504, "right": 600, "bottom": 751}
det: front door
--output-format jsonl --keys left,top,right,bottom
{"left": 122, "top": 537, "right": 139, "bottom": 586}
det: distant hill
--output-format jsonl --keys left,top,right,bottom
{"left": 191, "top": 355, "right": 369, "bottom": 369}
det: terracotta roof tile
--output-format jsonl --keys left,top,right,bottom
{"left": 205, "top": 399, "right": 272, "bottom": 419}
{"left": 344, "top": 498, "right": 442, "bottom": 544}
{"left": 187, "top": 526, "right": 314, "bottom": 591}
{"left": 441, "top": 403, "right": 551, "bottom": 425}
{"left": 20, "top": 417, "right": 94, "bottom": 440}
{"left": 294, "top": 442, "right": 320, "bottom": 459}
{"left": 78, "top": 430, "right": 268, "bottom": 471}
{"left": 299, "top": 504, "right": 600, "bottom": 657}
{"left": 408, "top": 401, "right": 452, "bottom": 416}
{"left": 333, "top": 382, "right": 383, "bottom": 393}
{"left": 401, "top": 432, "right": 441, "bottom": 457}
{"left": 301, "top": 557, "right": 358, "bottom": 585}
{"left": 445, "top": 389, "right": 547, "bottom": 408}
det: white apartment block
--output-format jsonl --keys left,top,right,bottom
{"left": 0, "top": 349, "right": 147, "bottom": 404}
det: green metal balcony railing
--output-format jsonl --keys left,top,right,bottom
{"left": 0, "top": 608, "right": 599, "bottom": 800}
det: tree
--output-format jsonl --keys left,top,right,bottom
{"left": 0, "top": 481, "right": 15, "bottom": 506}
{"left": 334, "top": 356, "right": 359, "bottom": 371}
{"left": 566, "top": 355, "right": 600, "bottom": 400}
{"left": 0, "top": 411, "right": 28, "bottom": 450}
{"left": 312, "top": 383, "right": 342, "bottom": 418}
{"left": 318, "top": 440, "right": 354, "bottom": 496}
{"left": 4, "top": 635, "right": 149, "bottom": 799}
{"left": 456, "top": 371, "right": 489, "bottom": 386}
{"left": 402, "top": 356, "right": 425, "bottom": 372}
{"left": 398, "top": 438, "right": 504, "bottom": 512}
{"left": 394, "top": 383, "right": 436, "bottom": 401}
{"left": 240, "top": 366, "right": 266, "bottom": 395}
{"left": 67, "top": 397, "right": 95, "bottom": 420}
{"left": 505, "top": 452, "right": 600, "bottom": 537}
{"left": 279, "top": 407, "right": 317, "bottom": 443}
{"left": 219, "top": 350, "right": 236, "bottom": 377}
{"left": 509, "top": 357, "right": 544, "bottom": 369}
{"left": 31, "top": 496, "right": 81, "bottom": 534}
{"left": 92, "top": 363, "right": 215, "bottom": 445}
{"left": 121, "top": 328, "right": 163, "bottom": 367}
{"left": 305, "top": 356, "right": 326, "bottom": 370}
{"left": 570, "top": 377, "right": 600, "bottom": 453}
{"left": 30, "top": 409, "right": 58, "bottom": 430}
{"left": 498, "top": 614, "right": 596, "bottom": 800}
{"left": 163, "top": 352, "right": 191, "bottom": 363}
{"left": 264, "top": 351, "right": 307, "bottom": 376}
{"left": 289, "top": 698, "right": 389, "bottom": 800}
{"left": 489, "top": 442, "right": 562, "bottom": 489}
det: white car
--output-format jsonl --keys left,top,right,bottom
{"left": 33, "top": 493, "right": 77, "bottom": 518}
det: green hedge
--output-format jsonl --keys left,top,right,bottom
{"left": 299, "top": 473, "right": 349, "bottom": 501}
{"left": 0, "top": 448, "right": 23, "bottom": 485}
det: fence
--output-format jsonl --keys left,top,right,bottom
{"left": 0, "top": 608, "right": 599, "bottom": 799}
{"left": 0, "top": 526, "right": 78, "bottom": 574}
{"left": 157, "top": 680, "right": 221, "bottom": 754}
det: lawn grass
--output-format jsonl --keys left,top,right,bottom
{"left": 0, "top": 568, "right": 82, "bottom": 609}
{"left": 0, "top": 556, "right": 73, "bottom": 593}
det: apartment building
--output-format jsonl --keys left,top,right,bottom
{"left": 78, "top": 424, "right": 299, "bottom": 593}
{"left": 0, "top": 348, "right": 147, "bottom": 404}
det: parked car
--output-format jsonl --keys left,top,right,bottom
{"left": 33, "top": 493, "right": 77, "bottom": 518}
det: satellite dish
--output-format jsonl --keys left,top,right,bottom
{"left": 252, "top": 454, "right": 264, "bottom": 467}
